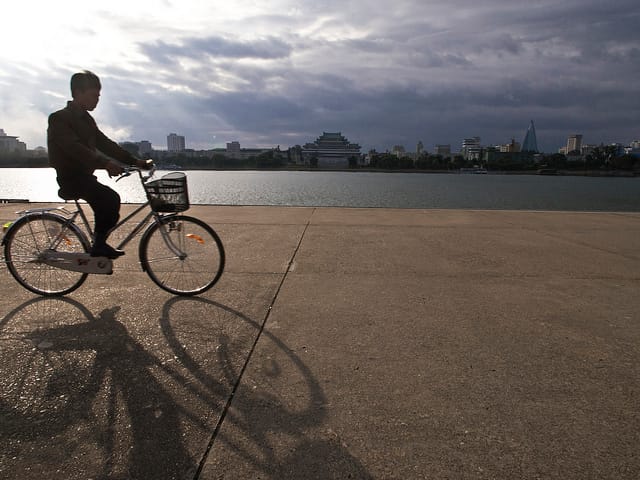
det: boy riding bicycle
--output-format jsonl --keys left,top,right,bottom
{"left": 47, "top": 70, "right": 152, "bottom": 259}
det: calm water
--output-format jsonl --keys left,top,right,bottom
{"left": 1, "top": 168, "right": 638, "bottom": 211}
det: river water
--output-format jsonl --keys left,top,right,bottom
{"left": 1, "top": 168, "right": 638, "bottom": 211}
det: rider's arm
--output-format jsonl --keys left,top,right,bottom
{"left": 95, "top": 131, "right": 153, "bottom": 170}
{"left": 95, "top": 128, "right": 139, "bottom": 166}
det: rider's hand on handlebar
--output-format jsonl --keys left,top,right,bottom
{"left": 106, "top": 160, "right": 124, "bottom": 177}
{"left": 137, "top": 159, "right": 154, "bottom": 170}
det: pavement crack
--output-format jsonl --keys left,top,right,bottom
{"left": 193, "top": 208, "right": 314, "bottom": 479}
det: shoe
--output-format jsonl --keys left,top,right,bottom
{"left": 90, "top": 243, "right": 125, "bottom": 259}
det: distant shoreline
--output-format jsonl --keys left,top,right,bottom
{"left": 1, "top": 165, "right": 637, "bottom": 177}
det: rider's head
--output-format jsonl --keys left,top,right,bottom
{"left": 70, "top": 70, "right": 101, "bottom": 112}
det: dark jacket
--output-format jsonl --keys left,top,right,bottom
{"left": 47, "top": 101, "right": 137, "bottom": 179}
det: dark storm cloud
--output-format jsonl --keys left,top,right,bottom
{"left": 95, "top": 0, "right": 640, "bottom": 152}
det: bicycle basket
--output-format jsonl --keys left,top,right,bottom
{"left": 144, "top": 172, "right": 189, "bottom": 212}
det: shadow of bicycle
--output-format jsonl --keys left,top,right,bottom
{"left": 0, "top": 296, "right": 372, "bottom": 479}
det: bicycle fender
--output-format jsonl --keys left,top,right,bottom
{"left": 2, "top": 212, "right": 89, "bottom": 249}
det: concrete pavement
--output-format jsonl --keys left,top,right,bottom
{"left": 1, "top": 204, "right": 639, "bottom": 479}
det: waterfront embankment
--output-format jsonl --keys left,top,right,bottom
{"left": 1, "top": 204, "right": 639, "bottom": 479}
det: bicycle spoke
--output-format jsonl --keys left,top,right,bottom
{"left": 4, "top": 214, "right": 89, "bottom": 296}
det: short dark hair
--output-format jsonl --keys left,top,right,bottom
{"left": 70, "top": 70, "right": 101, "bottom": 97}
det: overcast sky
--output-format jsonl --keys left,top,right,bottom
{"left": 1, "top": 0, "right": 639, "bottom": 153}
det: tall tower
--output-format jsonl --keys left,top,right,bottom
{"left": 521, "top": 121, "right": 538, "bottom": 153}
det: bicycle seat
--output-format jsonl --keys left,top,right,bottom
{"left": 57, "top": 187, "right": 81, "bottom": 201}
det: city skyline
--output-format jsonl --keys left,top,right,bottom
{"left": 129, "top": 122, "right": 638, "bottom": 156}
{"left": 2, "top": 123, "right": 638, "bottom": 158}
{"left": 1, "top": 1, "right": 639, "bottom": 153}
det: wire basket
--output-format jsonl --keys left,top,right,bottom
{"left": 144, "top": 172, "right": 189, "bottom": 212}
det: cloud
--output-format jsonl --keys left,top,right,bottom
{"left": 2, "top": 0, "right": 639, "bottom": 153}
{"left": 140, "top": 35, "right": 293, "bottom": 65}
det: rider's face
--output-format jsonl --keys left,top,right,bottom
{"left": 74, "top": 88, "right": 101, "bottom": 111}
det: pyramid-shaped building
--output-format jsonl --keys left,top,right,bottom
{"left": 302, "top": 132, "right": 361, "bottom": 168}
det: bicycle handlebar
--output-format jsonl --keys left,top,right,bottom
{"left": 115, "top": 162, "right": 157, "bottom": 183}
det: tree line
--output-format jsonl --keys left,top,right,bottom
{"left": 368, "top": 145, "right": 639, "bottom": 172}
{"left": 1, "top": 143, "right": 638, "bottom": 172}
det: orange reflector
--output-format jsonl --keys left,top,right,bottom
{"left": 186, "top": 233, "right": 205, "bottom": 244}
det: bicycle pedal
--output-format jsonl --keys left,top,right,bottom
{"left": 89, "top": 257, "right": 114, "bottom": 275}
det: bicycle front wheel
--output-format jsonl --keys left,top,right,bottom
{"left": 139, "top": 215, "right": 225, "bottom": 296}
{"left": 3, "top": 213, "right": 90, "bottom": 296}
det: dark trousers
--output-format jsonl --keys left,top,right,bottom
{"left": 57, "top": 175, "right": 121, "bottom": 242}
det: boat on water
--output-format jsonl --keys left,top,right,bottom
{"left": 156, "top": 163, "right": 184, "bottom": 170}
{"left": 459, "top": 167, "right": 488, "bottom": 174}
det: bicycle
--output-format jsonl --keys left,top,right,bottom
{"left": 2, "top": 166, "right": 225, "bottom": 296}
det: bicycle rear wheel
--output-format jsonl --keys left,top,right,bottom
{"left": 139, "top": 215, "right": 225, "bottom": 296}
{"left": 3, "top": 213, "right": 90, "bottom": 296}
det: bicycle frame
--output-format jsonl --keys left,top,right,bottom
{"left": 79, "top": 200, "right": 186, "bottom": 258}
{"left": 79, "top": 200, "right": 156, "bottom": 252}
{"left": 9, "top": 168, "right": 187, "bottom": 268}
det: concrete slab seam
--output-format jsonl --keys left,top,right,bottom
{"left": 192, "top": 208, "right": 316, "bottom": 479}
